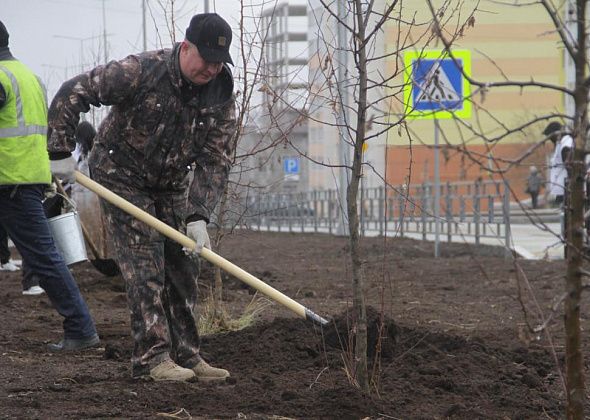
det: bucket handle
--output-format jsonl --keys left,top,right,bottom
{"left": 43, "top": 189, "right": 78, "bottom": 214}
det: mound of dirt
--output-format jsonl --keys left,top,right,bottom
{"left": 322, "top": 306, "right": 399, "bottom": 359}
{"left": 200, "top": 308, "right": 563, "bottom": 418}
{"left": 0, "top": 230, "right": 581, "bottom": 418}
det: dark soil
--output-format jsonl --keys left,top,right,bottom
{"left": 0, "top": 230, "right": 585, "bottom": 419}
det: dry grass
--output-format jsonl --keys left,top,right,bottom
{"left": 197, "top": 290, "right": 272, "bottom": 336}
{"left": 156, "top": 408, "right": 192, "bottom": 418}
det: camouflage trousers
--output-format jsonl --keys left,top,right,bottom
{"left": 91, "top": 170, "right": 203, "bottom": 377}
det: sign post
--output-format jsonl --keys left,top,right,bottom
{"left": 403, "top": 50, "right": 471, "bottom": 257}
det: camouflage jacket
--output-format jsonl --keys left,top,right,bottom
{"left": 47, "top": 43, "right": 237, "bottom": 222}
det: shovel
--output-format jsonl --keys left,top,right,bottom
{"left": 79, "top": 222, "right": 121, "bottom": 277}
{"left": 74, "top": 171, "right": 329, "bottom": 326}
{"left": 54, "top": 179, "right": 120, "bottom": 277}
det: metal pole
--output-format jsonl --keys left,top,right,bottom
{"left": 379, "top": 186, "right": 384, "bottom": 236}
{"left": 421, "top": 184, "right": 427, "bottom": 241}
{"left": 336, "top": 1, "right": 349, "bottom": 236}
{"left": 142, "top": 0, "right": 147, "bottom": 52}
{"left": 503, "top": 180, "right": 512, "bottom": 259}
{"left": 360, "top": 180, "right": 365, "bottom": 237}
{"left": 102, "top": 0, "right": 108, "bottom": 63}
{"left": 434, "top": 120, "right": 441, "bottom": 257}
{"left": 474, "top": 179, "right": 481, "bottom": 245}
{"left": 446, "top": 182, "right": 452, "bottom": 243}
{"left": 204, "top": 0, "right": 210, "bottom": 13}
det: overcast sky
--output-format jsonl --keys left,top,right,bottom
{"left": 3, "top": 0, "right": 244, "bottom": 99}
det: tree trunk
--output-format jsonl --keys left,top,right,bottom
{"left": 565, "top": 150, "right": 585, "bottom": 419}
{"left": 347, "top": 0, "right": 369, "bottom": 393}
{"left": 565, "top": 2, "right": 587, "bottom": 418}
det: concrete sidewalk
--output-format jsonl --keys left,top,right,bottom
{"left": 253, "top": 222, "right": 566, "bottom": 260}
{"left": 508, "top": 223, "right": 564, "bottom": 260}
{"left": 401, "top": 222, "right": 564, "bottom": 260}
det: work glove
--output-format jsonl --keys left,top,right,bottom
{"left": 186, "top": 220, "right": 211, "bottom": 255}
{"left": 50, "top": 156, "right": 77, "bottom": 184}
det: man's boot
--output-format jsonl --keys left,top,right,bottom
{"left": 192, "top": 360, "right": 230, "bottom": 382}
{"left": 48, "top": 334, "right": 100, "bottom": 352}
{"left": 150, "top": 359, "right": 196, "bottom": 382}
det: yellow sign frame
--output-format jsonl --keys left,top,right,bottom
{"left": 403, "top": 49, "right": 471, "bottom": 120}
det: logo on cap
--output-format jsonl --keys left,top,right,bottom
{"left": 218, "top": 36, "right": 227, "bottom": 47}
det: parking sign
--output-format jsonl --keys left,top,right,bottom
{"left": 283, "top": 157, "right": 300, "bottom": 181}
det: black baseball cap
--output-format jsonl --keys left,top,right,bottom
{"left": 543, "top": 121, "right": 562, "bottom": 136}
{"left": 185, "top": 13, "right": 233, "bottom": 65}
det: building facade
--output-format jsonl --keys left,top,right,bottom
{"left": 385, "top": 1, "right": 563, "bottom": 199}
{"left": 239, "top": 1, "right": 565, "bottom": 202}
{"left": 235, "top": 1, "right": 310, "bottom": 195}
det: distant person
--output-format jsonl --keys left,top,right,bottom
{"left": 0, "top": 225, "right": 20, "bottom": 272}
{"left": 525, "top": 166, "right": 543, "bottom": 209}
{"left": 48, "top": 13, "right": 236, "bottom": 381}
{"left": 0, "top": 20, "right": 99, "bottom": 350}
{"left": 544, "top": 121, "right": 573, "bottom": 205}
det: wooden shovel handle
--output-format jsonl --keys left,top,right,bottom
{"left": 79, "top": 222, "right": 102, "bottom": 260}
{"left": 74, "top": 171, "right": 328, "bottom": 326}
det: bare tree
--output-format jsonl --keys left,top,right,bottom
{"left": 425, "top": 0, "right": 587, "bottom": 417}
{"left": 307, "top": 0, "right": 428, "bottom": 392}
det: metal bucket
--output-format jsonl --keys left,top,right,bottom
{"left": 48, "top": 211, "right": 88, "bottom": 266}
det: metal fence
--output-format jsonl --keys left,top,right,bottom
{"left": 239, "top": 179, "right": 511, "bottom": 248}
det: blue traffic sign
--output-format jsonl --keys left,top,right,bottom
{"left": 413, "top": 59, "right": 462, "bottom": 111}
{"left": 283, "top": 157, "right": 300, "bottom": 175}
{"left": 403, "top": 50, "right": 471, "bottom": 119}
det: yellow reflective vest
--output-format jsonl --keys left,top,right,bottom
{"left": 0, "top": 59, "right": 51, "bottom": 185}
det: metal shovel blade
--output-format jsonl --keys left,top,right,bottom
{"left": 79, "top": 219, "right": 120, "bottom": 277}
{"left": 89, "top": 257, "right": 120, "bottom": 277}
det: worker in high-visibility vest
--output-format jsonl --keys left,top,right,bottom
{"left": 0, "top": 20, "right": 99, "bottom": 351}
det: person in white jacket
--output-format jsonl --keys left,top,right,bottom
{"left": 544, "top": 121, "right": 573, "bottom": 205}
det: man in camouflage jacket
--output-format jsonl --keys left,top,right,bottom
{"left": 47, "top": 13, "right": 237, "bottom": 382}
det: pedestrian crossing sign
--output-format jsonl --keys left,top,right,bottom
{"left": 403, "top": 50, "right": 471, "bottom": 119}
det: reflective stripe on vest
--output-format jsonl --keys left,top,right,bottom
{"left": 0, "top": 64, "right": 47, "bottom": 137}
